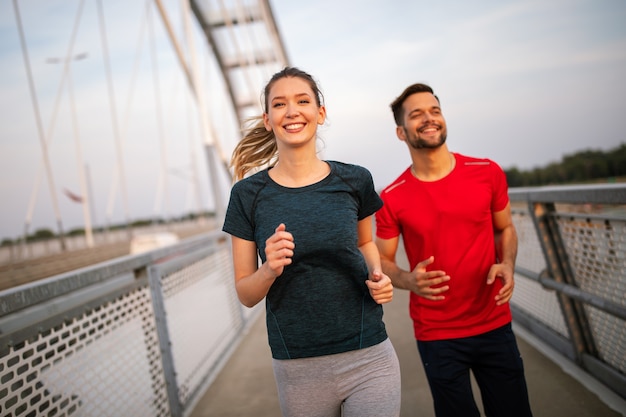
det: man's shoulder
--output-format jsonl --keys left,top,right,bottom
{"left": 455, "top": 153, "right": 501, "bottom": 169}
{"left": 380, "top": 168, "right": 412, "bottom": 197}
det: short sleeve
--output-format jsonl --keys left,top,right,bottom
{"left": 357, "top": 166, "right": 383, "bottom": 220}
{"left": 490, "top": 160, "right": 510, "bottom": 213}
{"left": 375, "top": 193, "right": 400, "bottom": 239}
{"left": 222, "top": 180, "right": 256, "bottom": 241}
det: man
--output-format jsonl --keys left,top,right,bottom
{"left": 375, "top": 83, "right": 533, "bottom": 417}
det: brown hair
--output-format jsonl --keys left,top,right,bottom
{"left": 390, "top": 83, "right": 439, "bottom": 126}
{"left": 230, "top": 67, "right": 324, "bottom": 180}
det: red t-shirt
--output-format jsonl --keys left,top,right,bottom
{"left": 376, "top": 153, "right": 512, "bottom": 341}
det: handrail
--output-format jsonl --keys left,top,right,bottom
{"left": 508, "top": 182, "right": 626, "bottom": 399}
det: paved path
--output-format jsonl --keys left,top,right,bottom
{"left": 189, "top": 288, "right": 626, "bottom": 417}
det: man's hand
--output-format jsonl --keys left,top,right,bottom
{"left": 487, "top": 262, "right": 514, "bottom": 305}
{"left": 409, "top": 256, "right": 450, "bottom": 300}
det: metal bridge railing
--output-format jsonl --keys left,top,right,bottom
{"left": 0, "top": 230, "right": 260, "bottom": 417}
{"left": 509, "top": 183, "right": 626, "bottom": 400}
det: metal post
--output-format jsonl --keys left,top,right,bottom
{"left": 529, "top": 201, "right": 598, "bottom": 363}
{"left": 147, "top": 265, "right": 183, "bottom": 417}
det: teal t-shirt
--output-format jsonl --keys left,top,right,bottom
{"left": 222, "top": 161, "right": 387, "bottom": 359}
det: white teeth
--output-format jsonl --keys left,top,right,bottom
{"left": 285, "top": 123, "right": 304, "bottom": 130}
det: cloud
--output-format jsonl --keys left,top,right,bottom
{"left": 1, "top": 0, "right": 625, "bottom": 239}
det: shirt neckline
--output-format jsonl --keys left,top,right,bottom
{"left": 265, "top": 160, "right": 334, "bottom": 191}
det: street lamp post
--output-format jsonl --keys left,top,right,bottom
{"left": 47, "top": 52, "right": 95, "bottom": 248}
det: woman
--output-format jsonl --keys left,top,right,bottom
{"left": 222, "top": 67, "right": 401, "bottom": 417}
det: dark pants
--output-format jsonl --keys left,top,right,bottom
{"left": 417, "top": 323, "right": 533, "bottom": 417}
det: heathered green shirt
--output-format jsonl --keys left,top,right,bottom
{"left": 222, "top": 161, "right": 387, "bottom": 359}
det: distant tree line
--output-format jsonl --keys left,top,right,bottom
{"left": 504, "top": 143, "right": 626, "bottom": 187}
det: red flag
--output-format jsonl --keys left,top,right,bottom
{"left": 63, "top": 188, "right": 83, "bottom": 203}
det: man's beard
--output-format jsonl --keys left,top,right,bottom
{"left": 407, "top": 129, "right": 447, "bottom": 150}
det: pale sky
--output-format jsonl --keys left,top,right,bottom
{"left": 1, "top": 0, "right": 625, "bottom": 241}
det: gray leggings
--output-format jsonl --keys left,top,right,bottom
{"left": 272, "top": 338, "right": 401, "bottom": 417}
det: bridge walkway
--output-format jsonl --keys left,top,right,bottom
{"left": 189, "top": 288, "right": 626, "bottom": 417}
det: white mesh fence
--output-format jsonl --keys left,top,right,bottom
{"left": 0, "top": 232, "right": 260, "bottom": 417}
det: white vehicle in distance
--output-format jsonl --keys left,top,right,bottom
{"left": 130, "top": 232, "right": 180, "bottom": 255}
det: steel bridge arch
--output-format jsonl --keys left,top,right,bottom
{"left": 156, "top": 0, "right": 289, "bottom": 216}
